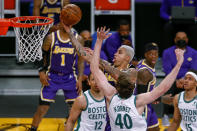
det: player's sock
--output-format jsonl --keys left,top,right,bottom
{"left": 30, "top": 126, "right": 37, "bottom": 131}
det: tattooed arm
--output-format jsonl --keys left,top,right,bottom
{"left": 99, "top": 59, "right": 137, "bottom": 82}
{"left": 62, "top": 24, "right": 92, "bottom": 62}
{"left": 137, "top": 69, "right": 153, "bottom": 85}
{"left": 99, "top": 59, "right": 121, "bottom": 80}
{"left": 76, "top": 35, "right": 84, "bottom": 94}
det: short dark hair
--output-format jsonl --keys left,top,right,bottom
{"left": 117, "top": 19, "right": 130, "bottom": 29}
{"left": 144, "top": 42, "right": 159, "bottom": 53}
{"left": 115, "top": 72, "right": 135, "bottom": 99}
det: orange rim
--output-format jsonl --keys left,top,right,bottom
{"left": 0, "top": 18, "right": 11, "bottom": 26}
{"left": 10, "top": 16, "right": 54, "bottom": 28}
{"left": 0, "top": 19, "right": 11, "bottom": 35}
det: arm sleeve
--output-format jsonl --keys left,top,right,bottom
{"left": 36, "top": 49, "right": 50, "bottom": 72}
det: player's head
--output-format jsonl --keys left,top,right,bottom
{"left": 144, "top": 42, "right": 159, "bottom": 67}
{"left": 80, "top": 30, "right": 92, "bottom": 48}
{"left": 117, "top": 19, "right": 130, "bottom": 40}
{"left": 115, "top": 72, "right": 135, "bottom": 99}
{"left": 113, "top": 45, "right": 134, "bottom": 67}
{"left": 174, "top": 31, "right": 188, "bottom": 49}
{"left": 88, "top": 73, "right": 100, "bottom": 92}
{"left": 184, "top": 69, "right": 197, "bottom": 91}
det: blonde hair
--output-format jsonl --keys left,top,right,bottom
{"left": 120, "top": 45, "right": 134, "bottom": 63}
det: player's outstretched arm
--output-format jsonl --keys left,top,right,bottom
{"left": 62, "top": 23, "right": 92, "bottom": 62}
{"left": 64, "top": 95, "right": 86, "bottom": 131}
{"left": 168, "top": 94, "right": 181, "bottom": 131}
{"left": 33, "top": 0, "right": 41, "bottom": 16}
{"left": 63, "top": 0, "right": 70, "bottom": 6}
{"left": 90, "top": 27, "right": 115, "bottom": 102}
{"left": 99, "top": 59, "right": 125, "bottom": 80}
{"left": 77, "top": 54, "right": 84, "bottom": 94}
{"left": 136, "top": 49, "right": 184, "bottom": 109}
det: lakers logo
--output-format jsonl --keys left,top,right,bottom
{"left": 189, "top": 0, "right": 194, "bottom": 4}
{"left": 187, "top": 57, "right": 192, "bottom": 62}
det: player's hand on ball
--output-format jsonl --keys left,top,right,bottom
{"left": 61, "top": 20, "right": 72, "bottom": 33}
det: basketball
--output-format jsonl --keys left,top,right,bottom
{"left": 60, "top": 4, "right": 82, "bottom": 26}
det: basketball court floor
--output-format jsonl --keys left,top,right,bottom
{"left": 0, "top": 57, "right": 181, "bottom": 131}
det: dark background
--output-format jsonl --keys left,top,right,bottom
{"left": 0, "top": 2, "right": 172, "bottom": 59}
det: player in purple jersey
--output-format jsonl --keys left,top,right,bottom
{"left": 62, "top": 24, "right": 135, "bottom": 131}
{"left": 29, "top": 14, "right": 84, "bottom": 131}
{"left": 134, "top": 42, "right": 160, "bottom": 131}
{"left": 33, "top": 0, "right": 69, "bottom": 32}
{"left": 91, "top": 27, "right": 184, "bottom": 131}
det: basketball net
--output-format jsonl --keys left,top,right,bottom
{"left": 11, "top": 16, "right": 53, "bottom": 63}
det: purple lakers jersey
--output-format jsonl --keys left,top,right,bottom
{"left": 104, "top": 72, "right": 116, "bottom": 86}
{"left": 48, "top": 30, "right": 78, "bottom": 75}
{"left": 40, "top": 0, "right": 63, "bottom": 25}
{"left": 137, "top": 59, "right": 156, "bottom": 92}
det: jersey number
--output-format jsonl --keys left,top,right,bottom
{"left": 186, "top": 123, "right": 192, "bottom": 131}
{"left": 61, "top": 54, "right": 65, "bottom": 66}
{"left": 115, "top": 113, "right": 132, "bottom": 129}
{"left": 48, "top": 14, "right": 54, "bottom": 19}
{"left": 95, "top": 121, "right": 103, "bottom": 130}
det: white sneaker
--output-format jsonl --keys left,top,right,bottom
{"left": 162, "top": 114, "right": 170, "bottom": 126}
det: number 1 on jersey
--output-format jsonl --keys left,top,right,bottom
{"left": 61, "top": 54, "right": 65, "bottom": 66}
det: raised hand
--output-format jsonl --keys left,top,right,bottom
{"left": 61, "top": 19, "right": 72, "bottom": 33}
{"left": 97, "top": 27, "right": 112, "bottom": 41}
{"left": 175, "top": 49, "right": 184, "bottom": 65}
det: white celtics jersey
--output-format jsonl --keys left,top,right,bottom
{"left": 178, "top": 91, "right": 197, "bottom": 131}
{"left": 108, "top": 94, "right": 147, "bottom": 131}
{"left": 74, "top": 90, "right": 107, "bottom": 131}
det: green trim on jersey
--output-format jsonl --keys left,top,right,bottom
{"left": 178, "top": 92, "right": 181, "bottom": 106}
{"left": 74, "top": 114, "right": 81, "bottom": 131}
{"left": 109, "top": 93, "right": 118, "bottom": 105}
{"left": 134, "top": 95, "right": 136, "bottom": 107}
{"left": 83, "top": 93, "right": 88, "bottom": 111}
{"left": 88, "top": 90, "right": 104, "bottom": 102}
{"left": 183, "top": 92, "right": 197, "bottom": 103}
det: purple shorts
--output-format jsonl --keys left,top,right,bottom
{"left": 105, "top": 113, "right": 111, "bottom": 131}
{"left": 145, "top": 104, "right": 159, "bottom": 128}
{"left": 40, "top": 72, "right": 79, "bottom": 103}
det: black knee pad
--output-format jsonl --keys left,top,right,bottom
{"left": 39, "top": 96, "right": 51, "bottom": 106}
{"left": 66, "top": 101, "right": 74, "bottom": 118}
{"left": 67, "top": 101, "right": 74, "bottom": 111}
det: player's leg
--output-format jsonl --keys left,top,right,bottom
{"left": 30, "top": 74, "right": 58, "bottom": 131}
{"left": 30, "top": 99, "right": 51, "bottom": 131}
{"left": 64, "top": 89, "right": 78, "bottom": 120}
{"left": 62, "top": 76, "right": 79, "bottom": 123}
{"left": 146, "top": 105, "right": 160, "bottom": 131}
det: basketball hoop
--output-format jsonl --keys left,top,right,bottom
{"left": 0, "top": 19, "right": 11, "bottom": 35}
{"left": 0, "top": 16, "right": 53, "bottom": 63}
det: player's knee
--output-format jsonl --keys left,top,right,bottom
{"left": 39, "top": 97, "right": 51, "bottom": 106}
{"left": 36, "top": 105, "right": 49, "bottom": 117}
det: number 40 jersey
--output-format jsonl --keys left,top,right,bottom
{"left": 108, "top": 94, "right": 147, "bottom": 131}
